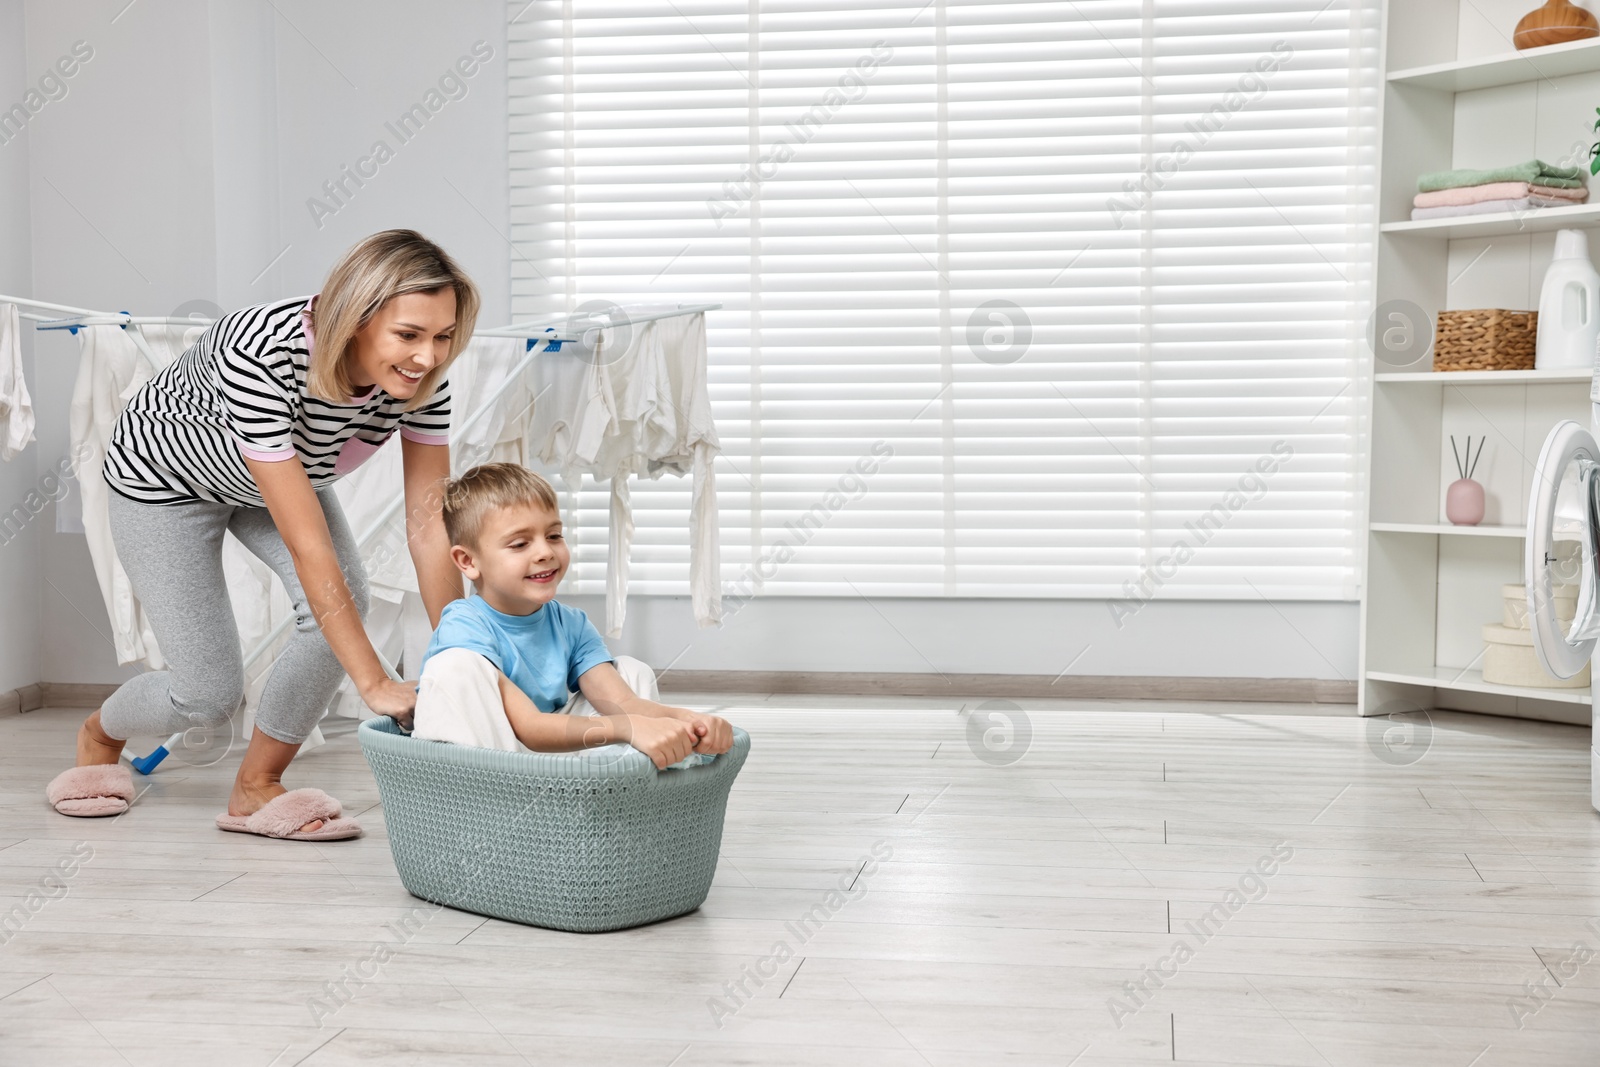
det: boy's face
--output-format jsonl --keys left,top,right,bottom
{"left": 450, "top": 502, "right": 570, "bottom": 615}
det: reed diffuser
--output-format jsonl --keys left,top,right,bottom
{"left": 1447, "top": 435, "right": 1486, "bottom": 526}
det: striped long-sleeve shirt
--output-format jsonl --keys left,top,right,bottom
{"left": 103, "top": 293, "right": 450, "bottom": 508}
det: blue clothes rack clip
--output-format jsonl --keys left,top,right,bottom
{"left": 526, "top": 327, "right": 563, "bottom": 353}
{"left": 58, "top": 311, "right": 131, "bottom": 336}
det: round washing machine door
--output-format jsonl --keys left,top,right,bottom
{"left": 1526, "top": 420, "right": 1600, "bottom": 679}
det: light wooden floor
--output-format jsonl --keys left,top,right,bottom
{"left": 1, "top": 695, "right": 1597, "bottom": 1066}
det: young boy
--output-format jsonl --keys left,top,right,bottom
{"left": 410, "top": 462, "right": 732, "bottom": 769}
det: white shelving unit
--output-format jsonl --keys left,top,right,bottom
{"left": 1382, "top": 201, "right": 1600, "bottom": 238}
{"left": 1369, "top": 521, "right": 1526, "bottom": 537}
{"left": 1361, "top": 0, "right": 1599, "bottom": 728}
{"left": 1375, "top": 368, "right": 1591, "bottom": 383}
{"left": 1388, "top": 35, "right": 1600, "bottom": 91}
{"left": 1365, "top": 667, "right": 1591, "bottom": 707}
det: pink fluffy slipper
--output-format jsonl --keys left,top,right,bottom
{"left": 46, "top": 764, "right": 136, "bottom": 817}
{"left": 215, "top": 787, "right": 363, "bottom": 841}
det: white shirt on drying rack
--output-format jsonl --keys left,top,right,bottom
{"left": 0, "top": 303, "right": 35, "bottom": 460}
{"left": 529, "top": 311, "right": 722, "bottom": 637}
{"left": 66, "top": 324, "right": 196, "bottom": 668}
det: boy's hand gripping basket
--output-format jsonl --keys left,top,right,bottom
{"left": 358, "top": 717, "right": 750, "bottom": 932}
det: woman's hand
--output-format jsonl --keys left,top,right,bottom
{"left": 361, "top": 677, "right": 420, "bottom": 730}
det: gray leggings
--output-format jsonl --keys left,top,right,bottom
{"left": 98, "top": 486, "right": 371, "bottom": 746}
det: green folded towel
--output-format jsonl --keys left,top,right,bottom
{"left": 1418, "top": 160, "right": 1587, "bottom": 193}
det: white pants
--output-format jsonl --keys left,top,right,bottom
{"left": 412, "top": 649, "right": 659, "bottom": 758}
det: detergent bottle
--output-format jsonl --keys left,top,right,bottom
{"left": 1536, "top": 228, "right": 1600, "bottom": 371}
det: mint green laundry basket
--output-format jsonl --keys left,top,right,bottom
{"left": 358, "top": 716, "right": 750, "bottom": 933}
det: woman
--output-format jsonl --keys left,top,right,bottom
{"left": 44, "top": 229, "right": 478, "bottom": 841}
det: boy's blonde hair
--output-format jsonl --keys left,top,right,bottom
{"left": 306, "top": 228, "right": 481, "bottom": 412}
{"left": 443, "top": 463, "right": 562, "bottom": 553}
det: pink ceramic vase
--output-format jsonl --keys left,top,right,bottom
{"left": 1445, "top": 478, "right": 1485, "bottom": 526}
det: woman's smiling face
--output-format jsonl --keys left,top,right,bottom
{"left": 348, "top": 288, "right": 457, "bottom": 398}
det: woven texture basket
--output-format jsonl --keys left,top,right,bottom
{"left": 1433, "top": 309, "right": 1537, "bottom": 372}
{"left": 359, "top": 716, "right": 750, "bottom": 932}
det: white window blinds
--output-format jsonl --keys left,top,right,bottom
{"left": 507, "top": 1, "right": 1377, "bottom": 601}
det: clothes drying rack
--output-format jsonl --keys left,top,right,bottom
{"left": 8, "top": 295, "right": 211, "bottom": 379}
{"left": 1, "top": 293, "right": 719, "bottom": 772}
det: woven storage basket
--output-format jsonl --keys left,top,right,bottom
{"left": 359, "top": 716, "right": 750, "bottom": 932}
{"left": 1433, "top": 309, "right": 1537, "bottom": 372}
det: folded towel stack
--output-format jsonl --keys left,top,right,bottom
{"left": 1412, "top": 160, "right": 1588, "bottom": 221}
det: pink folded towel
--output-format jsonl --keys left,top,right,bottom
{"left": 1414, "top": 181, "right": 1588, "bottom": 208}
{"left": 1532, "top": 185, "right": 1587, "bottom": 201}
{"left": 1409, "top": 196, "right": 1583, "bottom": 220}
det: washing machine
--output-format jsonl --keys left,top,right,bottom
{"left": 1526, "top": 418, "right": 1600, "bottom": 813}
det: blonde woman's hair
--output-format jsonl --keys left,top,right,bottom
{"left": 305, "top": 229, "right": 480, "bottom": 412}
{"left": 443, "top": 462, "right": 562, "bottom": 553}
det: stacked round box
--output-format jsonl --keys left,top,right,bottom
{"left": 1483, "top": 583, "right": 1589, "bottom": 688}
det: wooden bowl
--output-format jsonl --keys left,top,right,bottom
{"left": 1515, "top": 0, "right": 1600, "bottom": 49}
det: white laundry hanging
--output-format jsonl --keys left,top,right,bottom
{"left": 649, "top": 313, "right": 722, "bottom": 635}
{"left": 0, "top": 304, "right": 35, "bottom": 460}
{"left": 530, "top": 311, "right": 721, "bottom": 637}
{"left": 448, "top": 335, "right": 542, "bottom": 471}
{"left": 67, "top": 324, "right": 169, "bottom": 668}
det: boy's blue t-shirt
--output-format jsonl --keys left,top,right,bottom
{"left": 420, "top": 593, "right": 614, "bottom": 712}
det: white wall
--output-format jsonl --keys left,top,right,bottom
{"left": 21, "top": 0, "right": 512, "bottom": 689}
{"left": 0, "top": 0, "right": 41, "bottom": 695}
{"left": 6, "top": 0, "right": 1358, "bottom": 691}
{"left": 23, "top": 0, "right": 218, "bottom": 690}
